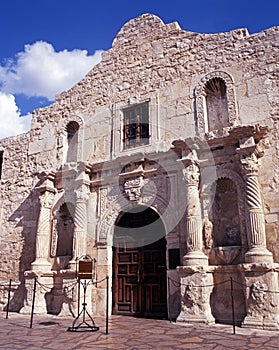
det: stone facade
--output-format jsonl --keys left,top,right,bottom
{"left": 0, "top": 14, "right": 278, "bottom": 329}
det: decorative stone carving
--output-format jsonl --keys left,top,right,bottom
{"left": 72, "top": 189, "right": 89, "bottom": 260}
{"left": 203, "top": 218, "right": 213, "bottom": 250}
{"left": 241, "top": 264, "right": 279, "bottom": 330}
{"left": 248, "top": 281, "right": 267, "bottom": 316}
{"left": 177, "top": 266, "right": 215, "bottom": 325}
{"left": 182, "top": 163, "right": 200, "bottom": 187}
{"left": 213, "top": 246, "right": 242, "bottom": 265}
{"left": 180, "top": 156, "right": 208, "bottom": 266}
{"left": 97, "top": 183, "right": 171, "bottom": 244}
{"left": 31, "top": 173, "right": 56, "bottom": 272}
{"left": 123, "top": 176, "right": 144, "bottom": 201}
{"left": 238, "top": 144, "right": 273, "bottom": 263}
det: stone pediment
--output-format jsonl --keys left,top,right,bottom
{"left": 112, "top": 13, "right": 181, "bottom": 47}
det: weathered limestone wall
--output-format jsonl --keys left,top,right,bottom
{"left": 0, "top": 133, "right": 38, "bottom": 309}
{"left": 26, "top": 14, "right": 278, "bottom": 260}
{"left": 0, "top": 14, "right": 278, "bottom": 313}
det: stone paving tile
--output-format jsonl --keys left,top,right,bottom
{"left": 1, "top": 312, "right": 279, "bottom": 349}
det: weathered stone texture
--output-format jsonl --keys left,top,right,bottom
{"left": 0, "top": 14, "right": 278, "bottom": 328}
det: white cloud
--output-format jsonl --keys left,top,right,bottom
{"left": 0, "top": 92, "right": 32, "bottom": 139}
{"left": 0, "top": 41, "right": 103, "bottom": 100}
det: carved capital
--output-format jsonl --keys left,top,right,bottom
{"left": 39, "top": 191, "right": 55, "bottom": 209}
{"left": 239, "top": 153, "right": 259, "bottom": 177}
{"left": 182, "top": 163, "right": 200, "bottom": 187}
{"left": 75, "top": 191, "right": 89, "bottom": 202}
{"left": 75, "top": 188, "right": 89, "bottom": 202}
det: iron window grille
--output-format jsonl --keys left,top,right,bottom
{"left": 123, "top": 102, "right": 149, "bottom": 149}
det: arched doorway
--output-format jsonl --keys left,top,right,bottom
{"left": 112, "top": 206, "right": 167, "bottom": 319}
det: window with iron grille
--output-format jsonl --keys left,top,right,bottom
{"left": 123, "top": 102, "right": 149, "bottom": 149}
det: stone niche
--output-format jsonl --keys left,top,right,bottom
{"left": 209, "top": 178, "right": 243, "bottom": 265}
{"left": 205, "top": 77, "right": 230, "bottom": 132}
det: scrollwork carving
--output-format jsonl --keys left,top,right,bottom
{"left": 123, "top": 176, "right": 144, "bottom": 201}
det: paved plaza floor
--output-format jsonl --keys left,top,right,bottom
{"left": 0, "top": 311, "right": 279, "bottom": 349}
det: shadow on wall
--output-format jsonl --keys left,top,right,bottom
{"left": 6, "top": 180, "right": 41, "bottom": 311}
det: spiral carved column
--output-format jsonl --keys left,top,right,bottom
{"left": 240, "top": 151, "right": 273, "bottom": 263}
{"left": 73, "top": 189, "right": 89, "bottom": 259}
{"left": 68, "top": 184, "right": 90, "bottom": 270}
{"left": 31, "top": 174, "right": 56, "bottom": 272}
{"left": 181, "top": 160, "right": 208, "bottom": 266}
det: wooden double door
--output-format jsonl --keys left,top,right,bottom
{"left": 113, "top": 237, "right": 167, "bottom": 318}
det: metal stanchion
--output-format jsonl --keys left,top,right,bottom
{"left": 30, "top": 277, "right": 37, "bottom": 329}
{"left": 106, "top": 276, "right": 109, "bottom": 335}
{"left": 5, "top": 279, "right": 12, "bottom": 319}
{"left": 67, "top": 255, "right": 99, "bottom": 332}
{"left": 230, "top": 277, "right": 236, "bottom": 335}
{"left": 167, "top": 277, "right": 172, "bottom": 323}
{"left": 78, "top": 279, "right": 80, "bottom": 315}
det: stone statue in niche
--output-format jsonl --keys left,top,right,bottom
{"left": 203, "top": 218, "right": 213, "bottom": 249}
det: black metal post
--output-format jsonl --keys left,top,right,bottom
{"left": 30, "top": 277, "right": 37, "bottom": 329}
{"left": 5, "top": 279, "right": 12, "bottom": 319}
{"left": 167, "top": 277, "right": 171, "bottom": 323}
{"left": 106, "top": 276, "right": 109, "bottom": 335}
{"left": 78, "top": 278, "right": 80, "bottom": 315}
{"left": 230, "top": 277, "right": 236, "bottom": 335}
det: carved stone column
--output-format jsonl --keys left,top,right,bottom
{"left": 31, "top": 173, "right": 56, "bottom": 272}
{"left": 180, "top": 156, "right": 208, "bottom": 266}
{"left": 238, "top": 145, "right": 273, "bottom": 263}
{"left": 68, "top": 177, "right": 90, "bottom": 269}
{"left": 73, "top": 187, "right": 89, "bottom": 259}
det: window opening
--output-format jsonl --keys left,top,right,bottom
{"left": 123, "top": 102, "right": 149, "bottom": 149}
{"left": 66, "top": 121, "right": 79, "bottom": 162}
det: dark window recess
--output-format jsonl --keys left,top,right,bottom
{"left": 123, "top": 102, "right": 149, "bottom": 148}
{"left": 0, "top": 151, "right": 3, "bottom": 179}
{"left": 66, "top": 121, "right": 79, "bottom": 163}
{"left": 168, "top": 249, "right": 180, "bottom": 269}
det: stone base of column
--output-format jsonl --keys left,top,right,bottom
{"left": 31, "top": 259, "right": 52, "bottom": 272}
{"left": 20, "top": 271, "right": 54, "bottom": 314}
{"left": 240, "top": 263, "right": 279, "bottom": 330}
{"left": 176, "top": 266, "right": 215, "bottom": 325}
{"left": 244, "top": 247, "right": 274, "bottom": 264}
{"left": 183, "top": 251, "right": 209, "bottom": 266}
{"left": 242, "top": 316, "right": 279, "bottom": 330}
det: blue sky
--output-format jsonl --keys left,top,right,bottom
{"left": 0, "top": 0, "right": 278, "bottom": 138}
